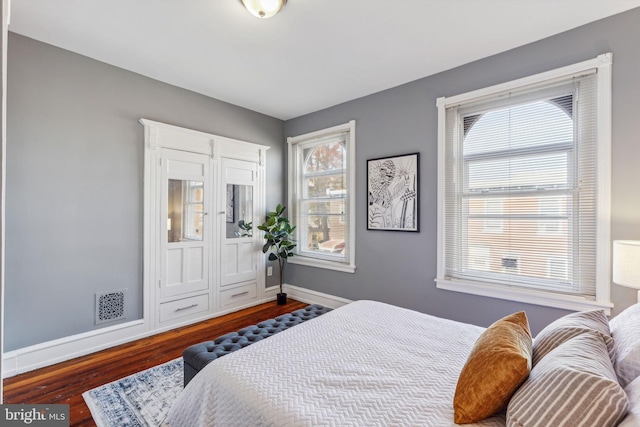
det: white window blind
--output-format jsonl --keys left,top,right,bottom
{"left": 437, "top": 55, "right": 613, "bottom": 311}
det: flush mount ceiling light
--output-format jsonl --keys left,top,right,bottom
{"left": 241, "top": 0, "right": 287, "bottom": 19}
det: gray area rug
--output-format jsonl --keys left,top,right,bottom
{"left": 82, "top": 357, "right": 183, "bottom": 427}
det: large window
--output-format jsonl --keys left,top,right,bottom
{"left": 288, "top": 121, "right": 356, "bottom": 273}
{"left": 436, "top": 54, "right": 612, "bottom": 311}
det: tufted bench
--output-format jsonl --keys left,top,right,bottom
{"left": 183, "top": 304, "right": 332, "bottom": 386}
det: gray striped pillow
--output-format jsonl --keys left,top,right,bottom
{"left": 531, "top": 309, "right": 614, "bottom": 366}
{"left": 507, "top": 330, "right": 628, "bottom": 427}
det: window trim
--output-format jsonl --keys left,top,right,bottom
{"left": 287, "top": 121, "right": 356, "bottom": 273}
{"left": 435, "top": 53, "right": 612, "bottom": 313}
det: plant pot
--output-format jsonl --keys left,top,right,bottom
{"left": 276, "top": 293, "right": 287, "bottom": 305}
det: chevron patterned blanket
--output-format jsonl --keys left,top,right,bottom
{"left": 165, "top": 300, "right": 505, "bottom": 426}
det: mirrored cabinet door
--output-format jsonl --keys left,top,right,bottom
{"left": 221, "top": 158, "right": 258, "bottom": 287}
{"left": 161, "top": 149, "right": 211, "bottom": 299}
{"left": 168, "top": 179, "right": 205, "bottom": 243}
{"left": 225, "top": 184, "right": 254, "bottom": 238}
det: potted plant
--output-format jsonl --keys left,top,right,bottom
{"left": 258, "top": 204, "right": 296, "bottom": 305}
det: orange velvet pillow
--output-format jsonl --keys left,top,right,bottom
{"left": 453, "top": 311, "right": 532, "bottom": 424}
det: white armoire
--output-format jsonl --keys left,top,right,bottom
{"left": 140, "top": 119, "right": 269, "bottom": 330}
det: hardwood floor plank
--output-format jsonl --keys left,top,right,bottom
{"left": 3, "top": 299, "right": 308, "bottom": 426}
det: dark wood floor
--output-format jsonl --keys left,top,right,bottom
{"left": 3, "top": 299, "right": 308, "bottom": 426}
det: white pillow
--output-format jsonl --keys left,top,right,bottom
{"left": 617, "top": 376, "right": 640, "bottom": 427}
{"left": 609, "top": 303, "right": 640, "bottom": 387}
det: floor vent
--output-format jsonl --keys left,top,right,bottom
{"left": 95, "top": 289, "right": 127, "bottom": 324}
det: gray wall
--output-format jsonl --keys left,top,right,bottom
{"left": 5, "top": 33, "right": 284, "bottom": 351}
{"left": 1, "top": 0, "right": 8, "bottom": 400}
{"left": 284, "top": 7, "right": 640, "bottom": 335}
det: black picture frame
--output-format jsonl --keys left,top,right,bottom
{"left": 367, "top": 152, "right": 419, "bottom": 231}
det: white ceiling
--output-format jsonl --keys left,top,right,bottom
{"left": 9, "top": 1, "right": 640, "bottom": 120}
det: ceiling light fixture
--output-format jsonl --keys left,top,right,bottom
{"left": 240, "top": 0, "right": 287, "bottom": 19}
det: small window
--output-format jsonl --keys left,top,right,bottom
{"left": 288, "top": 121, "right": 356, "bottom": 273}
{"left": 547, "top": 256, "right": 569, "bottom": 281}
{"left": 483, "top": 199, "right": 504, "bottom": 233}
{"left": 468, "top": 246, "right": 490, "bottom": 271}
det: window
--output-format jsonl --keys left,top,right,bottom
{"left": 184, "top": 180, "right": 204, "bottom": 240}
{"left": 537, "top": 197, "right": 563, "bottom": 235}
{"left": 547, "top": 256, "right": 569, "bottom": 281}
{"left": 483, "top": 199, "right": 504, "bottom": 233}
{"left": 436, "top": 54, "right": 612, "bottom": 312}
{"left": 468, "top": 246, "right": 490, "bottom": 271}
{"left": 288, "top": 121, "right": 356, "bottom": 273}
{"left": 167, "top": 179, "right": 204, "bottom": 242}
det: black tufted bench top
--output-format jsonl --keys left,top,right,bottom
{"left": 183, "top": 304, "right": 332, "bottom": 386}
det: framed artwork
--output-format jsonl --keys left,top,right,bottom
{"left": 367, "top": 152, "right": 419, "bottom": 231}
{"left": 226, "top": 184, "right": 235, "bottom": 223}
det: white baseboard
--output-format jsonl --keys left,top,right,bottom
{"left": 2, "top": 319, "right": 150, "bottom": 379}
{"left": 283, "top": 284, "right": 352, "bottom": 309}
{"left": 3, "top": 295, "right": 274, "bottom": 378}
{"left": 2, "top": 286, "right": 347, "bottom": 378}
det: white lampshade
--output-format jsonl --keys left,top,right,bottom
{"left": 613, "top": 240, "right": 640, "bottom": 303}
{"left": 241, "top": 0, "right": 287, "bottom": 19}
{"left": 613, "top": 240, "right": 640, "bottom": 288}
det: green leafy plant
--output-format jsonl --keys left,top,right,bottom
{"left": 237, "top": 220, "right": 253, "bottom": 237}
{"left": 257, "top": 204, "right": 296, "bottom": 295}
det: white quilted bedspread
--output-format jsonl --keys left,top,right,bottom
{"left": 165, "top": 300, "right": 506, "bottom": 427}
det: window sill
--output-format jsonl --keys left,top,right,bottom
{"left": 288, "top": 256, "right": 356, "bottom": 273}
{"left": 435, "top": 278, "right": 612, "bottom": 314}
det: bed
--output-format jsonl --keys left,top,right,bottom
{"left": 165, "top": 300, "right": 640, "bottom": 426}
